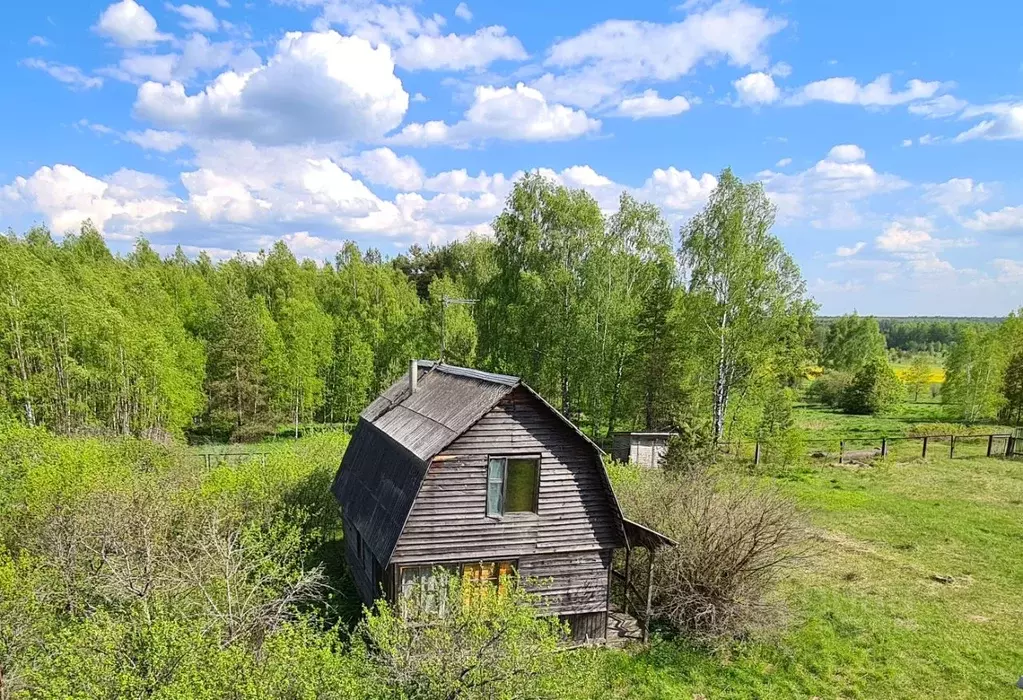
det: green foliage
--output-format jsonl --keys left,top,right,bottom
{"left": 356, "top": 574, "right": 593, "bottom": 699}
{"left": 903, "top": 354, "right": 932, "bottom": 403}
{"left": 942, "top": 325, "right": 1007, "bottom": 421}
{"left": 821, "top": 313, "right": 887, "bottom": 372}
{"left": 999, "top": 351, "right": 1023, "bottom": 425}
{"left": 1, "top": 174, "right": 819, "bottom": 447}
{"left": 805, "top": 370, "right": 853, "bottom": 408}
{"left": 677, "top": 169, "right": 817, "bottom": 441}
{"left": 841, "top": 357, "right": 903, "bottom": 415}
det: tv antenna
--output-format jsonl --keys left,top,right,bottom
{"left": 440, "top": 296, "right": 476, "bottom": 363}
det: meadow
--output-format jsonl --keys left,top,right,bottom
{"left": 604, "top": 453, "right": 1023, "bottom": 698}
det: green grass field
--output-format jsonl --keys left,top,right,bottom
{"left": 602, "top": 454, "right": 1023, "bottom": 698}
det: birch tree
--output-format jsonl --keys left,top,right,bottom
{"left": 678, "top": 169, "right": 815, "bottom": 442}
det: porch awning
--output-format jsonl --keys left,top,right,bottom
{"left": 622, "top": 518, "right": 676, "bottom": 550}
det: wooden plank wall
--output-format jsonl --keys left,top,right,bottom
{"left": 389, "top": 387, "right": 622, "bottom": 614}
{"left": 520, "top": 550, "right": 611, "bottom": 615}
{"left": 342, "top": 514, "right": 375, "bottom": 604}
{"left": 561, "top": 612, "right": 608, "bottom": 642}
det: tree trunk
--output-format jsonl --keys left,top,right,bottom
{"left": 713, "top": 307, "right": 729, "bottom": 442}
{"left": 8, "top": 290, "right": 35, "bottom": 427}
{"left": 605, "top": 354, "right": 625, "bottom": 440}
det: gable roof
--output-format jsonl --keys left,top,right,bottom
{"left": 332, "top": 361, "right": 627, "bottom": 567}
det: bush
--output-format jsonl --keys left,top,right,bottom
{"left": 355, "top": 573, "right": 597, "bottom": 699}
{"left": 841, "top": 358, "right": 903, "bottom": 415}
{"left": 662, "top": 419, "right": 716, "bottom": 475}
{"left": 805, "top": 370, "right": 853, "bottom": 408}
{"left": 613, "top": 465, "right": 808, "bottom": 643}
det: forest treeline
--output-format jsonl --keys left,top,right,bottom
{"left": 0, "top": 170, "right": 817, "bottom": 444}
{"left": 1, "top": 168, "right": 1019, "bottom": 444}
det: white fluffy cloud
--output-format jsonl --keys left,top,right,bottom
{"left": 94, "top": 0, "right": 170, "bottom": 47}
{"left": 294, "top": 0, "right": 525, "bottom": 72}
{"left": 22, "top": 59, "right": 103, "bottom": 90}
{"left": 955, "top": 103, "right": 1023, "bottom": 142}
{"left": 124, "top": 129, "right": 190, "bottom": 151}
{"left": 908, "top": 94, "right": 967, "bottom": 118}
{"left": 922, "top": 178, "right": 989, "bottom": 214}
{"left": 2, "top": 164, "right": 184, "bottom": 236}
{"left": 134, "top": 31, "right": 409, "bottom": 145}
{"left": 876, "top": 220, "right": 971, "bottom": 253}
{"left": 874, "top": 221, "right": 968, "bottom": 275}
{"left": 827, "top": 144, "right": 866, "bottom": 163}
{"left": 389, "top": 83, "right": 599, "bottom": 146}
{"left": 636, "top": 168, "right": 717, "bottom": 212}
{"left": 341, "top": 148, "right": 425, "bottom": 191}
{"left": 539, "top": 0, "right": 786, "bottom": 109}
{"left": 962, "top": 205, "right": 1023, "bottom": 232}
{"left": 615, "top": 90, "right": 691, "bottom": 119}
{"left": 836, "top": 242, "right": 865, "bottom": 257}
{"left": 167, "top": 3, "right": 219, "bottom": 32}
{"left": 759, "top": 144, "right": 908, "bottom": 227}
{"left": 105, "top": 34, "right": 260, "bottom": 84}
{"left": 2, "top": 147, "right": 724, "bottom": 250}
{"left": 788, "top": 74, "right": 941, "bottom": 107}
{"left": 454, "top": 2, "right": 472, "bottom": 21}
{"left": 395, "top": 26, "right": 526, "bottom": 70}
{"left": 993, "top": 259, "right": 1023, "bottom": 282}
{"left": 733, "top": 71, "right": 779, "bottom": 105}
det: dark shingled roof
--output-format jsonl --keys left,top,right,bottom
{"left": 332, "top": 362, "right": 660, "bottom": 567}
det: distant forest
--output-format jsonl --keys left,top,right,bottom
{"left": 818, "top": 316, "right": 1004, "bottom": 353}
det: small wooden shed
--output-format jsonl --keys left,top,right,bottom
{"left": 611, "top": 432, "right": 673, "bottom": 469}
{"left": 332, "top": 361, "right": 672, "bottom": 642}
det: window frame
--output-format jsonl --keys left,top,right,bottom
{"left": 485, "top": 454, "right": 540, "bottom": 518}
{"left": 398, "top": 559, "right": 520, "bottom": 615}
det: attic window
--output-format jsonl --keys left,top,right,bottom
{"left": 486, "top": 457, "right": 539, "bottom": 516}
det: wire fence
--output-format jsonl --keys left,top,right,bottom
{"left": 719, "top": 431, "right": 1020, "bottom": 466}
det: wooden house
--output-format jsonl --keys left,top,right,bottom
{"left": 611, "top": 432, "right": 673, "bottom": 469}
{"left": 332, "top": 360, "right": 672, "bottom": 642}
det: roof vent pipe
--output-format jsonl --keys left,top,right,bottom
{"left": 409, "top": 359, "right": 418, "bottom": 393}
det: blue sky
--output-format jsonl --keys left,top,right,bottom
{"left": 2, "top": 0, "right": 1022, "bottom": 315}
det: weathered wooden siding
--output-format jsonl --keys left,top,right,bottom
{"left": 560, "top": 612, "right": 608, "bottom": 642}
{"left": 343, "top": 514, "right": 375, "bottom": 604}
{"left": 389, "top": 387, "right": 622, "bottom": 615}
{"left": 520, "top": 550, "right": 611, "bottom": 615}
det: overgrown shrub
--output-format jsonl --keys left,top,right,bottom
{"left": 612, "top": 464, "right": 808, "bottom": 643}
{"left": 805, "top": 370, "right": 853, "bottom": 408}
{"left": 662, "top": 419, "right": 716, "bottom": 475}
{"left": 356, "top": 573, "right": 596, "bottom": 699}
{"left": 841, "top": 358, "right": 903, "bottom": 415}
{"left": 756, "top": 387, "right": 806, "bottom": 466}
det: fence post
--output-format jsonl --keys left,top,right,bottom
{"left": 987, "top": 434, "right": 994, "bottom": 458}
{"left": 1009, "top": 435, "right": 1016, "bottom": 458}
{"left": 839, "top": 441, "right": 844, "bottom": 464}
{"left": 950, "top": 435, "right": 955, "bottom": 459}
{"left": 754, "top": 441, "right": 761, "bottom": 466}
{"left": 922, "top": 436, "right": 928, "bottom": 458}
{"left": 204, "top": 453, "right": 211, "bottom": 470}
{"left": 881, "top": 437, "right": 888, "bottom": 458}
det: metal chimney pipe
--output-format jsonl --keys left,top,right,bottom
{"left": 409, "top": 359, "right": 418, "bottom": 393}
